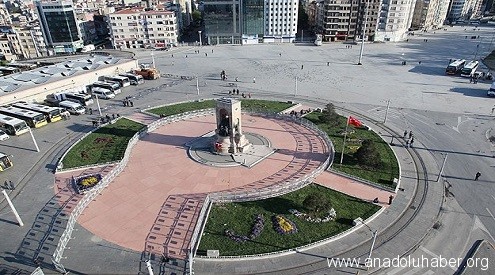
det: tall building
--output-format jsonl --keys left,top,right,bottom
{"left": 264, "top": 0, "right": 299, "bottom": 43}
{"left": 447, "top": 0, "right": 483, "bottom": 21}
{"left": 15, "top": 25, "right": 48, "bottom": 58}
{"left": 203, "top": 0, "right": 298, "bottom": 44}
{"left": 375, "top": 0, "right": 417, "bottom": 42}
{"left": 411, "top": 0, "right": 449, "bottom": 30}
{"left": 203, "top": 0, "right": 242, "bottom": 44}
{"left": 108, "top": 8, "right": 178, "bottom": 49}
{"left": 0, "top": 26, "right": 25, "bottom": 61}
{"left": 35, "top": 0, "right": 84, "bottom": 53}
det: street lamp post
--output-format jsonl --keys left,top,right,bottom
{"left": 358, "top": 0, "right": 369, "bottom": 65}
{"left": 436, "top": 153, "right": 448, "bottom": 182}
{"left": 361, "top": 222, "right": 378, "bottom": 260}
{"left": 196, "top": 76, "right": 200, "bottom": 95}
{"left": 95, "top": 94, "right": 102, "bottom": 116}
{"left": 294, "top": 76, "right": 298, "bottom": 96}
{"left": 198, "top": 31, "right": 202, "bottom": 46}
{"left": 2, "top": 190, "right": 24, "bottom": 226}
{"left": 383, "top": 99, "right": 391, "bottom": 124}
{"left": 28, "top": 127, "right": 40, "bottom": 152}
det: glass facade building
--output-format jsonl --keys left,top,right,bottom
{"left": 203, "top": 0, "right": 242, "bottom": 44}
{"left": 242, "top": 0, "right": 264, "bottom": 37}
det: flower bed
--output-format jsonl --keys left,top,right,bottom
{"left": 272, "top": 215, "right": 298, "bottom": 235}
{"left": 224, "top": 214, "right": 265, "bottom": 243}
{"left": 289, "top": 208, "right": 337, "bottom": 223}
{"left": 74, "top": 174, "right": 102, "bottom": 194}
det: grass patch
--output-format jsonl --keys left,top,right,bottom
{"left": 147, "top": 99, "right": 294, "bottom": 117}
{"left": 62, "top": 118, "right": 145, "bottom": 169}
{"left": 305, "top": 112, "right": 399, "bottom": 188}
{"left": 198, "top": 184, "right": 380, "bottom": 256}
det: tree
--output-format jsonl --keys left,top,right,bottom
{"left": 192, "top": 10, "right": 201, "bottom": 23}
{"left": 320, "top": 103, "right": 339, "bottom": 126}
{"left": 355, "top": 139, "right": 382, "bottom": 169}
{"left": 303, "top": 193, "right": 331, "bottom": 214}
{"left": 297, "top": 4, "right": 309, "bottom": 30}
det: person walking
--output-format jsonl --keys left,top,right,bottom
{"left": 475, "top": 172, "right": 481, "bottom": 181}
{"left": 301, "top": 65, "right": 304, "bottom": 70}
{"left": 403, "top": 130, "right": 407, "bottom": 138}
{"left": 253, "top": 77, "right": 256, "bottom": 83}
{"left": 409, "top": 131, "right": 413, "bottom": 139}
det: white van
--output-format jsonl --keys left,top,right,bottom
{"left": 92, "top": 87, "right": 115, "bottom": 99}
{"left": 59, "top": 100, "right": 86, "bottom": 115}
{"left": 488, "top": 82, "right": 495, "bottom": 97}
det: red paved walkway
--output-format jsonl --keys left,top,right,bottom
{"left": 315, "top": 171, "right": 395, "bottom": 207}
{"left": 72, "top": 114, "right": 328, "bottom": 259}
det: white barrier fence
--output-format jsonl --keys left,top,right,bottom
{"left": 50, "top": 108, "right": 335, "bottom": 273}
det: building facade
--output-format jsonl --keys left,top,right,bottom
{"left": 411, "top": 0, "right": 449, "bottom": 30}
{"left": 109, "top": 9, "right": 178, "bottom": 49}
{"left": 447, "top": 0, "right": 483, "bottom": 21}
{"left": 15, "top": 25, "right": 48, "bottom": 59}
{"left": 375, "top": 0, "right": 417, "bottom": 42}
{"left": 203, "top": 0, "right": 242, "bottom": 44}
{"left": 35, "top": 0, "right": 84, "bottom": 53}
{"left": 263, "top": 0, "right": 299, "bottom": 43}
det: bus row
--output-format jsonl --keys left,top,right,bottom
{"left": 0, "top": 102, "right": 62, "bottom": 136}
{"left": 445, "top": 59, "right": 480, "bottom": 77}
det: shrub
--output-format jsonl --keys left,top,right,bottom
{"left": 303, "top": 193, "right": 331, "bottom": 214}
{"left": 319, "top": 103, "right": 340, "bottom": 126}
{"left": 355, "top": 139, "right": 382, "bottom": 169}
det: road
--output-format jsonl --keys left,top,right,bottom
{"left": 0, "top": 25, "right": 494, "bottom": 274}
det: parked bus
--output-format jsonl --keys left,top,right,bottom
{"left": 0, "top": 114, "right": 29, "bottom": 135}
{"left": 102, "top": 75, "right": 130, "bottom": 88}
{"left": 0, "top": 152, "right": 13, "bottom": 172}
{"left": 91, "top": 81, "right": 121, "bottom": 94}
{"left": 119, "top": 73, "right": 144, "bottom": 85}
{"left": 460, "top": 60, "right": 479, "bottom": 77}
{"left": 64, "top": 92, "right": 94, "bottom": 106}
{"left": 445, "top": 59, "right": 466, "bottom": 75}
{"left": 0, "top": 106, "right": 47, "bottom": 128}
{"left": 12, "top": 102, "right": 62, "bottom": 123}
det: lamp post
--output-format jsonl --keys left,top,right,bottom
{"left": 383, "top": 99, "right": 391, "bottom": 124}
{"left": 294, "top": 76, "right": 298, "bottom": 96}
{"left": 358, "top": 0, "right": 369, "bottom": 65}
{"left": 2, "top": 190, "right": 24, "bottom": 226}
{"left": 436, "top": 153, "right": 448, "bottom": 182}
{"left": 95, "top": 94, "right": 102, "bottom": 116}
{"left": 28, "top": 127, "right": 40, "bottom": 152}
{"left": 198, "top": 30, "right": 202, "bottom": 46}
{"left": 361, "top": 222, "right": 378, "bottom": 260}
{"left": 196, "top": 76, "right": 200, "bottom": 95}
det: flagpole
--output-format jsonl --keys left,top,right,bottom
{"left": 340, "top": 116, "right": 349, "bottom": 164}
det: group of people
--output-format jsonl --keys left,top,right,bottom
{"left": 92, "top": 113, "right": 119, "bottom": 127}
{"left": 228, "top": 89, "right": 251, "bottom": 98}
{"left": 3, "top": 180, "right": 15, "bottom": 190}
{"left": 289, "top": 108, "right": 312, "bottom": 117}
{"left": 403, "top": 130, "right": 415, "bottom": 148}
{"left": 123, "top": 97, "right": 134, "bottom": 107}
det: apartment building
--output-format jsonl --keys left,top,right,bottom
{"left": 35, "top": 0, "right": 84, "bottom": 53}
{"left": 375, "top": 0, "right": 416, "bottom": 42}
{"left": 264, "top": 0, "right": 299, "bottom": 43}
{"left": 0, "top": 26, "right": 25, "bottom": 61}
{"left": 447, "top": 0, "right": 483, "bottom": 21}
{"left": 15, "top": 25, "right": 48, "bottom": 58}
{"left": 411, "top": 0, "right": 449, "bottom": 30}
{"left": 109, "top": 8, "right": 178, "bottom": 49}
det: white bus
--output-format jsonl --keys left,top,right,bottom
{"left": 91, "top": 81, "right": 121, "bottom": 94}
{"left": 119, "top": 73, "right": 144, "bottom": 85}
{"left": 445, "top": 59, "right": 466, "bottom": 75}
{"left": 102, "top": 75, "right": 130, "bottom": 88}
{"left": 12, "top": 102, "right": 63, "bottom": 123}
{"left": 0, "top": 114, "right": 29, "bottom": 135}
{"left": 460, "top": 60, "right": 479, "bottom": 77}
{"left": 0, "top": 106, "right": 48, "bottom": 128}
{"left": 64, "top": 92, "right": 94, "bottom": 106}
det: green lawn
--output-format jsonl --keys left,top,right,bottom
{"left": 305, "top": 112, "right": 399, "bottom": 189}
{"left": 198, "top": 184, "right": 380, "bottom": 256}
{"left": 147, "top": 99, "right": 294, "bottom": 117}
{"left": 62, "top": 118, "right": 145, "bottom": 169}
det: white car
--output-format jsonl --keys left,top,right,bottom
{"left": 0, "top": 129, "right": 9, "bottom": 141}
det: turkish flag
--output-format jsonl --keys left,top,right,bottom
{"left": 348, "top": 116, "right": 362, "bottom": 127}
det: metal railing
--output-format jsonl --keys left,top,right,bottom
{"left": 50, "top": 107, "right": 335, "bottom": 272}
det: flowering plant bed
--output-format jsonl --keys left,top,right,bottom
{"left": 289, "top": 208, "right": 337, "bottom": 223}
{"left": 225, "top": 214, "right": 265, "bottom": 243}
{"left": 272, "top": 215, "right": 298, "bottom": 235}
{"left": 74, "top": 174, "right": 102, "bottom": 194}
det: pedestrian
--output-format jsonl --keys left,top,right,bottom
{"left": 130, "top": 100, "right": 134, "bottom": 107}
{"left": 301, "top": 65, "right": 304, "bottom": 69}
{"left": 418, "top": 61, "right": 422, "bottom": 64}
{"left": 470, "top": 77, "right": 473, "bottom": 83}
{"left": 89, "top": 108, "right": 93, "bottom": 115}
{"left": 373, "top": 197, "right": 379, "bottom": 203}
{"left": 112, "top": 113, "right": 115, "bottom": 120}
{"left": 205, "top": 53, "right": 208, "bottom": 57}
{"left": 92, "top": 120, "right": 96, "bottom": 127}
{"left": 171, "top": 54, "right": 174, "bottom": 58}
{"left": 327, "top": 62, "right": 330, "bottom": 66}
{"left": 232, "top": 88, "right": 236, "bottom": 94}
{"left": 242, "top": 92, "right": 245, "bottom": 98}
{"left": 253, "top": 77, "right": 256, "bottom": 83}
{"left": 4, "top": 180, "right": 8, "bottom": 189}
{"left": 388, "top": 195, "right": 394, "bottom": 205}
{"left": 123, "top": 100, "right": 127, "bottom": 107}
{"left": 408, "top": 131, "right": 413, "bottom": 139}
{"left": 403, "top": 130, "right": 407, "bottom": 138}
{"left": 212, "top": 49, "right": 214, "bottom": 53}
{"left": 279, "top": 53, "right": 282, "bottom": 57}
{"left": 406, "top": 139, "right": 409, "bottom": 147}
{"left": 475, "top": 172, "right": 481, "bottom": 181}
{"left": 117, "top": 113, "right": 120, "bottom": 117}
{"left": 236, "top": 89, "right": 239, "bottom": 95}
{"left": 410, "top": 138, "right": 414, "bottom": 147}
{"left": 228, "top": 90, "right": 232, "bottom": 95}
{"left": 9, "top": 180, "right": 14, "bottom": 190}
{"left": 235, "top": 77, "right": 238, "bottom": 82}
{"left": 248, "top": 93, "right": 251, "bottom": 98}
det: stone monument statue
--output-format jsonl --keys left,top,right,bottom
{"left": 214, "top": 98, "right": 250, "bottom": 154}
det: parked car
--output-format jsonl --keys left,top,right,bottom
{"left": 0, "top": 129, "right": 9, "bottom": 141}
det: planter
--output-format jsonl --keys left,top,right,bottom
{"left": 74, "top": 174, "right": 102, "bottom": 194}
